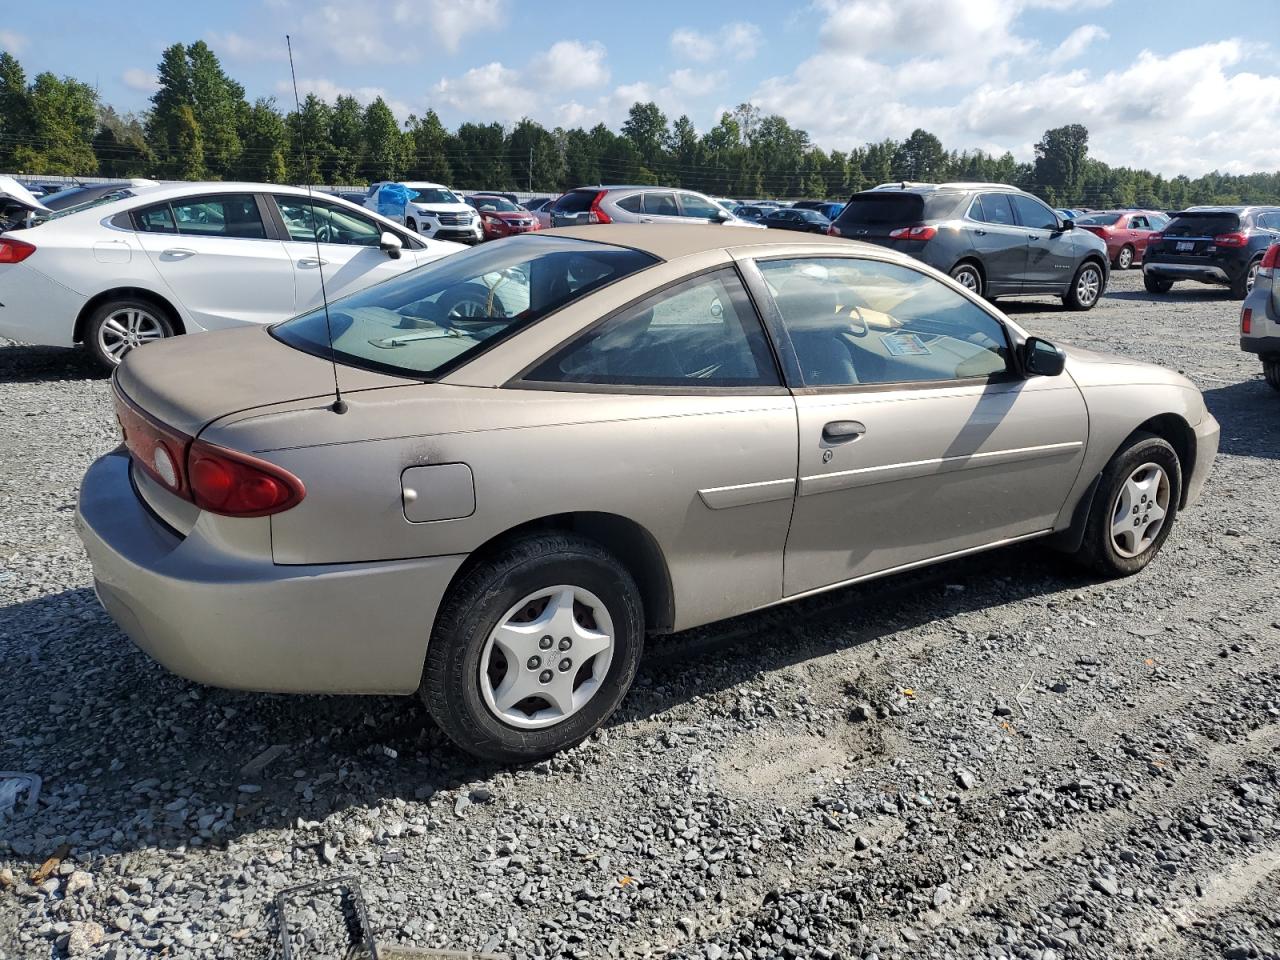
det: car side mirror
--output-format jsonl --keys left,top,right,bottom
{"left": 1061, "top": 218, "right": 1074, "bottom": 230}
{"left": 1023, "top": 336, "right": 1066, "bottom": 377}
{"left": 379, "top": 231, "right": 403, "bottom": 259}
{"left": 716, "top": 208, "right": 732, "bottom": 222}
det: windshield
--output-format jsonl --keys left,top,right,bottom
{"left": 1078, "top": 213, "right": 1121, "bottom": 226}
{"left": 408, "top": 187, "right": 459, "bottom": 205}
{"left": 44, "top": 189, "right": 135, "bottom": 220}
{"left": 472, "top": 197, "right": 521, "bottom": 212}
{"left": 273, "top": 235, "right": 657, "bottom": 378}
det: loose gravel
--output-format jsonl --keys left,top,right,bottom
{"left": 1, "top": 269, "right": 1278, "bottom": 960}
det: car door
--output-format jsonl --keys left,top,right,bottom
{"left": 269, "top": 195, "right": 416, "bottom": 311}
{"left": 1010, "top": 194, "right": 1076, "bottom": 292}
{"left": 676, "top": 192, "right": 724, "bottom": 225}
{"left": 967, "top": 193, "right": 1028, "bottom": 295}
{"left": 132, "top": 193, "right": 296, "bottom": 331}
{"left": 743, "top": 254, "right": 1088, "bottom": 597}
{"left": 638, "top": 191, "right": 685, "bottom": 225}
{"left": 1128, "top": 215, "right": 1152, "bottom": 256}
{"left": 516, "top": 265, "right": 798, "bottom": 625}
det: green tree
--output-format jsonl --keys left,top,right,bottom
{"left": 0, "top": 53, "right": 31, "bottom": 171}
{"left": 361, "top": 97, "right": 403, "bottom": 182}
{"left": 449, "top": 121, "right": 508, "bottom": 188}
{"left": 93, "top": 106, "right": 152, "bottom": 177}
{"left": 668, "top": 115, "right": 701, "bottom": 191}
{"left": 238, "top": 97, "right": 287, "bottom": 183}
{"left": 328, "top": 95, "right": 364, "bottom": 184}
{"left": 507, "top": 118, "right": 563, "bottom": 191}
{"left": 1033, "top": 123, "right": 1089, "bottom": 205}
{"left": 621, "top": 102, "right": 668, "bottom": 176}
{"left": 404, "top": 108, "right": 452, "bottom": 183}
{"left": 895, "top": 128, "right": 947, "bottom": 182}
{"left": 187, "top": 40, "right": 245, "bottom": 178}
{"left": 146, "top": 43, "right": 197, "bottom": 178}
{"left": 285, "top": 94, "right": 331, "bottom": 184}
{"left": 12, "top": 72, "right": 99, "bottom": 174}
{"left": 173, "top": 104, "right": 205, "bottom": 181}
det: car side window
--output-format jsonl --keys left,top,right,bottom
{"left": 1130, "top": 215, "right": 1149, "bottom": 230}
{"left": 758, "top": 257, "right": 1011, "bottom": 388}
{"left": 523, "top": 268, "right": 779, "bottom": 388}
{"left": 1009, "top": 195, "right": 1059, "bottom": 230}
{"left": 275, "top": 196, "right": 382, "bottom": 246}
{"left": 973, "top": 193, "right": 1015, "bottom": 226}
{"left": 134, "top": 203, "right": 177, "bottom": 233}
{"left": 160, "top": 194, "right": 267, "bottom": 239}
{"left": 679, "top": 193, "right": 721, "bottom": 219}
{"left": 616, "top": 194, "right": 643, "bottom": 214}
{"left": 642, "top": 192, "right": 679, "bottom": 217}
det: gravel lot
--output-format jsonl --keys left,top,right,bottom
{"left": 1, "top": 268, "right": 1278, "bottom": 960}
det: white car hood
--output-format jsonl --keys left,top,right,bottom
{"left": 0, "top": 176, "right": 50, "bottom": 213}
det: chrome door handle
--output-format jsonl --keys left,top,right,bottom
{"left": 974, "top": 229, "right": 987, "bottom": 236}
{"left": 161, "top": 248, "right": 197, "bottom": 259}
{"left": 822, "top": 420, "right": 866, "bottom": 444}
{"left": 298, "top": 257, "right": 329, "bottom": 267}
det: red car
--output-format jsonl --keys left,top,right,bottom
{"left": 1075, "top": 210, "right": 1169, "bottom": 270}
{"left": 467, "top": 195, "right": 542, "bottom": 241}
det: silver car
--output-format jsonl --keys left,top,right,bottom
{"left": 549, "top": 186, "right": 763, "bottom": 229}
{"left": 77, "top": 226, "right": 1219, "bottom": 761}
{"left": 1240, "top": 242, "right": 1280, "bottom": 391}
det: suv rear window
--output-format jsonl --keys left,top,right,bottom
{"left": 554, "top": 190, "right": 598, "bottom": 213}
{"left": 1165, "top": 212, "right": 1241, "bottom": 236}
{"left": 836, "top": 192, "right": 964, "bottom": 228}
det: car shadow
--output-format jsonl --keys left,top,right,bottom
{"left": 1104, "top": 288, "right": 1236, "bottom": 304}
{"left": 0, "top": 342, "right": 105, "bottom": 383}
{"left": 0, "top": 542, "right": 1090, "bottom": 862}
{"left": 1201, "top": 379, "right": 1280, "bottom": 460}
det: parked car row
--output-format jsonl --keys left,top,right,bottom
{"left": 546, "top": 186, "right": 764, "bottom": 229}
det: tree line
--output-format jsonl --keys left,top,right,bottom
{"left": 2, "top": 43, "right": 1279, "bottom": 209}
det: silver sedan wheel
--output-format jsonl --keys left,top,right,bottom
{"left": 952, "top": 266, "right": 981, "bottom": 293}
{"left": 1110, "top": 462, "right": 1171, "bottom": 559}
{"left": 479, "top": 585, "right": 615, "bottom": 730}
{"left": 1075, "top": 265, "right": 1102, "bottom": 307}
{"left": 1117, "top": 246, "right": 1133, "bottom": 270}
{"left": 97, "top": 306, "right": 167, "bottom": 364}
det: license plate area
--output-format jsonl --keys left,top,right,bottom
{"left": 1176, "top": 241, "right": 1195, "bottom": 252}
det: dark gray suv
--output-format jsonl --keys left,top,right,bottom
{"left": 829, "top": 182, "right": 1110, "bottom": 310}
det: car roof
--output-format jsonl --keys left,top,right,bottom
{"left": 544, "top": 223, "right": 879, "bottom": 262}
{"left": 863, "top": 181, "right": 1020, "bottom": 195}
{"left": 1179, "top": 205, "right": 1279, "bottom": 214}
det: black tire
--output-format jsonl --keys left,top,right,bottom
{"left": 1231, "top": 257, "right": 1262, "bottom": 300}
{"left": 1068, "top": 432, "right": 1182, "bottom": 578}
{"left": 85, "top": 297, "right": 178, "bottom": 371}
{"left": 1144, "top": 274, "right": 1174, "bottom": 294}
{"left": 1064, "top": 260, "right": 1105, "bottom": 311}
{"left": 420, "top": 534, "right": 644, "bottom": 763}
{"left": 949, "top": 261, "right": 984, "bottom": 297}
{"left": 1115, "top": 245, "right": 1135, "bottom": 270}
{"left": 1264, "top": 359, "right": 1280, "bottom": 392}
{"left": 406, "top": 218, "right": 419, "bottom": 234}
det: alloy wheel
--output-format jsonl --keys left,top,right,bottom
{"left": 1076, "top": 266, "right": 1102, "bottom": 307}
{"left": 1118, "top": 247, "right": 1133, "bottom": 270}
{"left": 97, "top": 307, "right": 167, "bottom": 364}
{"left": 1245, "top": 261, "right": 1260, "bottom": 294}
{"left": 952, "top": 266, "right": 981, "bottom": 293}
{"left": 1109, "top": 462, "right": 1171, "bottom": 559}
{"left": 479, "top": 585, "right": 615, "bottom": 730}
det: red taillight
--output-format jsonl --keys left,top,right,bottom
{"left": 826, "top": 224, "right": 841, "bottom": 237}
{"left": 1242, "top": 308, "right": 1252, "bottom": 334}
{"left": 115, "top": 390, "right": 193, "bottom": 497}
{"left": 1259, "top": 243, "right": 1280, "bottom": 278}
{"left": 587, "top": 190, "right": 612, "bottom": 224}
{"left": 187, "top": 441, "right": 305, "bottom": 517}
{"left": 1149, "top": 232, "right": 1163, "bottom": 242}
{"left": 888, "top": 225, "right": 937, "bottom": 241}
{"left": 0, "top": 237, "right": 36, "bottom": 264}
{"left": 1213, "top": 232, "right": 1248, "bottom": 248}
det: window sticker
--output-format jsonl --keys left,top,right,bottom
{"left": 881, "top": 331, "right": 931, "bottom": 356}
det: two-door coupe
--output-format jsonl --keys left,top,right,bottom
{"left": 76, "top": 226, "right": 1219, "bottom": 761}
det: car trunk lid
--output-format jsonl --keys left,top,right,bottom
{"left": 114, "top": 324, "right": 409, "bottom": 437}
{"left": 1152, "top": 212, "right": 1241, "bottom": 258}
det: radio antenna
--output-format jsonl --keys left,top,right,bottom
{"left": 286, "top": 34, "right": 347, "bottom": 414}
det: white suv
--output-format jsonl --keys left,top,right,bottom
{"left": 364, "top": 181, "right": 482, "bottom": 244}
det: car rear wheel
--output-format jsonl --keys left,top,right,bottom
{"left": 949, "top": 262, "right": 983, "bottom": 297}
{"left": 86, "top": 298, "right": 177, "bottom": 370}
{"left": 1067, "top": 432, "right": 1181, "bottom": 577}
{"left": 1264, "top": 359, "right": 1280, "bottom": 392}
{"left": 420, "top": 534, "right": 644, "bottom": 762}
{"left": 1231, "top": 258, "right": 1262, "bottom": 300}
{"left": 1064, "top": 261, "right": 1105, "bottom": 311}
{"left": 1116, "top": 245, "right": 1134, "bottom": 270}
{"left": 1144, "top": 274, "right": 1174, "bottom": 294}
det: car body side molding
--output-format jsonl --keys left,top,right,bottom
{"left": 697, "top": 477, "right": 797, "bottom": 510}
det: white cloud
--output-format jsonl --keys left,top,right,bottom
{"left": 0, "top": 30, "right": 27, "bottom": 54}
{"left": 670, "top": 22, "right": 762, "bottom": 62}
{"left": 122, "top": 68, "right": 159, "bottom": 94}
{"left": 206, "top": 31, "right": 286, "bottom": 62}
{"left": 392, "top": 0, "right": 505, "bottom": 54}
{"left": 530, "top": 40, "right": 610, "bottom": 91}
{"left": 1050, "top": 24, "right": 1108, "bottom": 64}
{"left": 432, "top": 62, "right": 534, "bottom": 122}
{"left": 665, "top": 68, "right": 727, "bottom": 98}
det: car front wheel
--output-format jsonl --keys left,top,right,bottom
{"left": 421, "top": 534, "right": 644, "bottom": 763}
{"left": 1067, "top": 432, "right": 1181, "bottom": 577}
{"left": 1064, "top": 261, "right": 1104, "bottom": 310}
{"left": 1264, "top": 359, "right": 1280, "bottom": 392}
{"left": 86, "top": 298, "right": 177, "bottom": 370}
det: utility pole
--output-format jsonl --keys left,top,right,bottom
{"left": 528, "top": 145, "right": 533, "bottom": 193}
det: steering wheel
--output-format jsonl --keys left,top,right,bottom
{"left": 846, "top": 304, "right": 869, "bottom": 338}
{"left": 313, "top": 220, "right": 335, "bottom": 243}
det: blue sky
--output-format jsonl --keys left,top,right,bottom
{"left": 3, "top": 0, "right": 1279, "bottom": 176}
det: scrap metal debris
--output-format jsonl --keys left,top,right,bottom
{"left": 0, "top": 771, "right": 41, "bottom": 820}
{"left": 28, "top": 844, "right": 71, "bottom": 885}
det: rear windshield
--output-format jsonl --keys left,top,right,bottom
{"left": 1165, "top": 212, "right": 1241, "bottom": 236}
{"left": 836, "top": 192, "right": 962, "bottom": 226}
{"left": 272, "top": 235, "right": 657, "bottom": 379}
{"left": 1078, "top": 213, "right": 1121, "bottom": 226}
{"left": 553, "top": 190, "right": 597, "bottom": 213}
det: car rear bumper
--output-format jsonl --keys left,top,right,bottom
{"left": 1185, "top": 412, "right": 1220, "bottom": 509}
{"left": 0, "top": 262, "right": 86, "bottom": 347}
{"left": 1241, "top": 335, "right": 1280, "bottom": 356}
{"left": 1143, "top": 262, "right": 1231, "bottom": 283}
{"left": 75, "top": 449, "right": 466, "bottom": 695}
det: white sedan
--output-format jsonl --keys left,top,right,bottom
{"left": 0, "top": 181, "right": 463, "bottom": 368}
